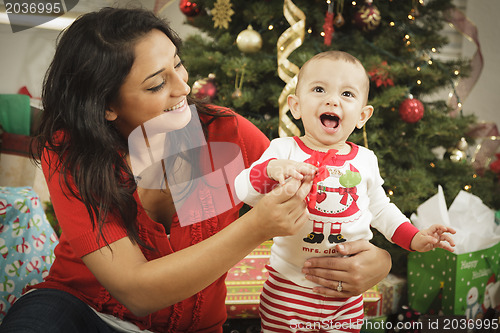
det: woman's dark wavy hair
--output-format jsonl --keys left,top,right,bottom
{"left": 31, "top": 7, "right": 225, "bottom": 247}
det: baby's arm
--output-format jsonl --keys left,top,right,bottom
{"left": 410, "top": 224, "right": 456, "bottom": 252}
{"left": 267, "top": 159, "right": 317, "bottom": 185}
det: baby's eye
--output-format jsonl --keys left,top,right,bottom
{"left": 313, "top": 86, "right": 325, "bottom": 93}
{"left": 342, "top": 91, "right": 354, "bottom": 98}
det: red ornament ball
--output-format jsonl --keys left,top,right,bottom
{"left": 192, "top": 74, "right": 217, "bottom": 102}
{"left": 399, "top": 97, "right": 424, "bottom": 123}
{"left": 179, "top": 0, "right": 200, "bottom": 17}
{"left": 353, "top": 0, "right": 381, "bottom": 32}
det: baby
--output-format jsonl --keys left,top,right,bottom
{"left": 235, "top": 51, "right": 455, "bottom": 332}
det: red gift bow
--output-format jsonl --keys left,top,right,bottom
{"left": 315, "top": 185, "right": 359, "bottom": 206}
{"left": 306, "top": 149, "right": 338, "bottom": 209}
{"left": 336, "top": 187, "right": 359, "bottom": 205}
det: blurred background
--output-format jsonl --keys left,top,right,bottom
{"left": 0, "top": 0, "right": 498, "bottom": 126}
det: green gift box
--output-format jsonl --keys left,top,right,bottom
{"left": 0, "top": 94, "right": 31, "bottom": 135}
{"left": 408, "top": 243, "right": 500, "bottom": 319}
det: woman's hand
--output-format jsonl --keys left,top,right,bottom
{"left": 301, "top": 240, "right": 391, "bottom": 297}
{"left": 82, "top": 177, "right": 313, "bottom": 316}
{"left": 251, "top": 176, "right": 313, "bottom": 240}
{"left": 267, "top": 159, "right": 317, "bottom": 185}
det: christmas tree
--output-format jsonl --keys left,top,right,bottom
{"left": 178, "top": 0, "right": 500, "bottom": 274}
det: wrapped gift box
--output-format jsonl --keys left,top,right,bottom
{"left": 225, "top": 240, "right": 272, "bottom": 318}
{"left": 0, "top": 186, "right": 59, "bottom": 322}
{"left": 377, "top": 274, "right": 406, "bottom": 315}
{"left": 363, "top": 288, "right": 383, "bottom": 318}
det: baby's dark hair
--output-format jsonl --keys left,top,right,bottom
{"left": 296, "top": 51, "right": 370, "bottom": 99}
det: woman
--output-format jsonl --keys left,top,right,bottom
{"left": 0, "top": 7, "right": 391, "bottom": 333}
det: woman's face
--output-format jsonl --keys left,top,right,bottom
{"left": 106, "top": 29, "right": 191, "bottom": 138}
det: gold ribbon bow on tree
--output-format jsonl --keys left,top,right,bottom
{"left": 277, "top": 0, "right": 305, "bottom": 138}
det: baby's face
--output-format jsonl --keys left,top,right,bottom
{"left": 289, "top": 58, "right": 372, "bottom": 150}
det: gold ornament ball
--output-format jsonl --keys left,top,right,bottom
{"left": 232, "top": 88, "right": 242, "bottom": 99}
{"left": 334, "top": 13, "right": 345, "bottom": 28}
{"left": 236, "top": 25, "right": 262, "bottom": 53}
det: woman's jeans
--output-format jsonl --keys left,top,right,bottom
{"left": 0, "top": 289, "right": 118, "bottom": 332}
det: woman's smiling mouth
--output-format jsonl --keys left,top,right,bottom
{"left": 164, "top": 99, "right": 186, "bottom": 112}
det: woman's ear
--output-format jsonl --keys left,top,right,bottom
{"left": 356, "top": 105, "right": 374, "bottom": 129}
{"left": 287, "top": 94, "right": 302, "bottom": 120}
{"left": 105, "top": 109, "right": 118, "bottom": 122}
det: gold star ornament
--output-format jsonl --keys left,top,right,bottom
{"left": 211, "top": 0, "right": 234, "bottom": 29}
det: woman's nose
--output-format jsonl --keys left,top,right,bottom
{"left": 172, "top": 69, "right": 191, "bottom": 96}
{"left": 178, "top": 79, "right": 191, "bottom": 96}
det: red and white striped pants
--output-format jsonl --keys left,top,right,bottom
{"left": 260, "top": 266, "right": 364, "bottom": 333}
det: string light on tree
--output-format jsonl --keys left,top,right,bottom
{"left": 404, "top": 34, "right": 411, "bottom": 46}
{"left": 409, "top": 0, "right": 425, "bottom": 21}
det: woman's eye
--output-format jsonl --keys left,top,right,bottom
{"left": 148, "top": 81, "right": 165, "bottom": 92}
{"left": 175, "top": 59, "right": 183, "bottom": 69}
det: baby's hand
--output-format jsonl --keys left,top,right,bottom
{"left": 411, "top": 224, "right": 456, "bottom": 252}
{"left": 267, "top": 159, "right": 317, "bottom": 185}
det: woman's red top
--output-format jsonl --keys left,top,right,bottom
{"left": 30, "top": 109, "right": 270, "bottom": 332}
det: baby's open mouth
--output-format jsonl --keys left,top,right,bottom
{"left": 320, "top": 113, "right": 340, "bottom": 129}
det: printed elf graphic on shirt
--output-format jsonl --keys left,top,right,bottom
{"left": 304, "top": 150, "right": 362, "bottom": 245}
